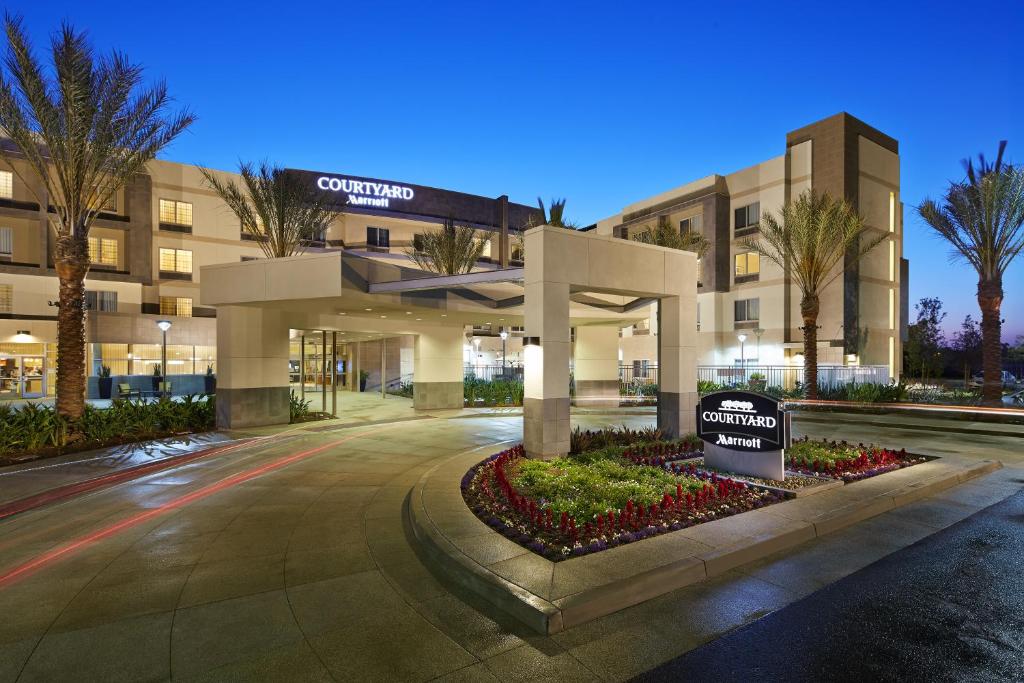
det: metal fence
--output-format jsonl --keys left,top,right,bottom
{"left": 464, "top": 364, "right": 524, "bottom": 382}
{"left": 696, "top": 364, "right": 889, "bottom": 390}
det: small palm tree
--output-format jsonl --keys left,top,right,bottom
{"left": 0, "top": 17, "right": 193, "bottom": 418}
{"left": 743, "top": 190, "right": 885, "bottom": 399}
{"left": 200, "top": 162, "right": 341, "bottom": 258}
{"left": 536, "top": 197, "right": 578, "bottom": 229}
{"left": 918, "top": 142, "right": 1024, "bottom": 404}
{"left": 635, "top": 216, "right": 710, "bottom": 258}
{"left": 405, "top": 217, "right": 486, "bottom": 274}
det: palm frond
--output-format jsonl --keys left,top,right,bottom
{"left": 404, "top": 217, "right": 486, "bottom": 274}
{"left": 635, "top": 216, "right": 710, "bottom": 257}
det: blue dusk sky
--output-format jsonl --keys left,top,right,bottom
{"left": 8, "top": 0, "right": 1023, "bottom": 341}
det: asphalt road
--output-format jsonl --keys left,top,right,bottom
{"left": 635, "top": 488, "right": 1024, "bottom": 683}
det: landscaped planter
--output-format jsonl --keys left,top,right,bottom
{"left": 785, "top": 437, "right": 929, "bottom": 482}
{"left": 461, "top": 444, "right": 784, "bottom": 561}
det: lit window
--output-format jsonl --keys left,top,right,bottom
{"left": 734, "top": 202, "right": 760, "bottom": 232}
{"left": 0, "top": 171, "right": 12, "bottom": 199}
{"left": 367, "top": 226, "right": 390, "bottom": 248}
{"left": 734, "top": 298, "right": 759, "bottom": 323}
{"left": 159, "top": 296, "right": 192, "bottom": 317}
{"left": 85, "top": 291, "right": 118, "bottom": 312}
{"left": 734, "top": 252, "right": 760, "bottom": 277}
{"left": 102, "top": 192, "right": 117, "bottom": 212}
{"left": 0, "top": 284, "right": 11, "bottom": 313}
{"left": 88, "top": 237, "right": 118, "bottom": 266}
{"left": 159, "top": 199, "right": 193, "bottom": 226}
{"left": 0, "top": 227, "right": 12, "bottom": 259}
{"left": 159, "top": 248, "right": 192, "bottom": 274}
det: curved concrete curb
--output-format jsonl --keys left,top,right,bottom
{"left": 409, "top": 449, "right": 1002, "bottom": 635}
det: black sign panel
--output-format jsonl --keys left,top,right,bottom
{"left": 696, "top": 390, "right": 790, "bottom": 452}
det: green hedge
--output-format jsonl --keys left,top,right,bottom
{"left": 0, "top": 395, "right": 215, "bottom": 459}
{"left": 464, "top": 378, "right": 524, "bottom": 406}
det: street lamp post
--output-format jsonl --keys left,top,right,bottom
{"left": 737, "top": 333, "right": 747, "bottom": 383}
{"left": 157, "top": 320, "right": 172, "bottom": 392}
{"left": 752, "top": 326, "right": 764, "bottom": 366}
{"left": 499, "top": 328, "right": 508, "bottom": 377}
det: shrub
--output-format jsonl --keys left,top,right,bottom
{"left": 289, "top": 390, "right": 312, "bottom": 422}
{"left": 464, "top": 377, "right": 524, "bottom": 406}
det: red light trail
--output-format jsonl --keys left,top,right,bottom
{"left": 0, "top": 425, "right": 392, "bottom": 589}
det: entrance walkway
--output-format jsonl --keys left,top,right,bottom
{"left": 0, "top": 410, "right": 1019, "bottom": 680}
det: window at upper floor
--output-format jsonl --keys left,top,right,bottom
{"left": 367, "top": 226, "right": 390, "bottom": 248}
{"left": 159, "top": 248, "right": 192, "bottom": 274}
{"left": 0, "top": 171, "right": 12, "bottom": 200}
{"left": 680, "top": 214, "right": 703, "bottom": 235}
{"left": 0, "top": 227, "right": 12, "bottom": 260}
{"left": 159, "top": 199, "right": 192, "bottom": 227}
{"left": 734, "top": 252, "right": 760, "bottom": 281}
{"left": 159, "top": 296, "right": 192, "bottom": 317}
{"left": 85, "top": 290, "right": 118, "bottom": 312}
{"left": 734, "top": 297, "right": 760, "bottom": 323}
{"left": 102, "top": 192, "right": 117, "bottom": 212}
{"left": 0, "top": 284, "right": 12, "bottom": 313}
{"left": 88, "top": 237, "right": 118, "bottom": 267}
{"left": 734, "top": 202, "right": 760, "bottom": 235}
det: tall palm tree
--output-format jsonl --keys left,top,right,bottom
{"left": 635, "top": 216, "right": 710, "bottom": 258}
{"left": 536, "top": 197, "right": 578, "bottom": 229}
{"left": 743, "top": 190, "right": 885, "bottom": 399}
{"left": 405, "top": 217, "right": 486, "bottom": 274}
{"left": 918, "top": 142, "right": 1024, "bottom": 404}
{"left": 0, "top": 17, "right": 193, "bottom": 418}
{"left": 200, "top": 162, "right": 341, "bottom": 258}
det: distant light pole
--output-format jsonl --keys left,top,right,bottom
{"left": 752, "top": 327, "right": 764, "bottom": 365}
{"left": 157, "top": 320, "right": 172, "bottom": 386}
{"left": 737, "top": 333, "right": 747, "bottom": 383}
{"left": 499, "top": 328, "right": 508, "bottom": 376}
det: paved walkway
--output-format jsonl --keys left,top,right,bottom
{"left": 0, "top": 396, "right": 1020, "bottom": 681}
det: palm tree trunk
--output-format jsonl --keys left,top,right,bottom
{"left": 54, "top": 235, "right": 89, "bottom": 419}
{"left": 801, "top": 295, "right": 820, "bottom": 400}
{"left": 977, "top": 279, "right": 1003, "bottom": 405}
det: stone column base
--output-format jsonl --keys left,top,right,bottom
{"left": 413, "top": 381, "right": 464, "bottom": 410}
{"left": 216, "top": 387, "right": 290, "bottom": 429}
{"left": 656, "top": 390, "right": 698, "bottom": 438}
{"left": 523, "top": 397, "right": 570, "bottom": 459}
{"left": 573, "top": 379, "right": 620, "bottom": 407}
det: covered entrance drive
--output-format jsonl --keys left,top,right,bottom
{"left": 200, "top": 226, "right": 697, "bottom": 454}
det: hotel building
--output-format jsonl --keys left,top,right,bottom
{"left": 0, "top": 112, "right": 905, "bottom": 400}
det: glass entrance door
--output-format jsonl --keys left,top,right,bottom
{"left": 20, "top": 356, "right": 44, "bottom": 398}
{"left": 0, "top": 357, "right": 18, "bottom": 398}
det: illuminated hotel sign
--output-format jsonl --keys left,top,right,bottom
{"left": 696, "top": 390, "right": 789, "bottom": 453}
{"left": 316, "top": 176, "right": 415, "bottom": 208}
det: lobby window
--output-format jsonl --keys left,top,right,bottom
{"left": 367, "top": 226, "right": 390, "bottom": 248}
{"left": 734, "top": 202, "right": 760, "bottom": 235}
{"left": 734, "top": 297, "right": 759, "bottom": 324}
{"left": 734, "top": 252, "right": 760, "bottom": 281}
{"left": 159, "top": 199, "right": 192, "bottom": 227}
{"left": 0, "top": 171, "right": 11, "bottom": 199}
{"left": 85, "top": 290, "right": 118, "bottom": 312}
{"left": 680, "top": 214, "right": 703, "bottom": 235}
{"left": 159, "top": 296, "right": 193, "bottom": 317}
{"left": 159, "top": 248, "right": 193, "bottom": 276}
{"left": 0, "top": 284, "right": 11, "bottom": 313}
{"left": 88, "top": 236, "right": 118, "bottom": 267}
{"left": 0, "top": 227, "right": 12, "bottom": 261}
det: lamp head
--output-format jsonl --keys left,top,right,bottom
{"left": 500, "top": 330, "right": 508, "bottom": 340}
{"left": 737, "top": 333, "right": 747, "bottom": 343}
{"left": 157, "top": 320, "right": 172, "bottom": 332}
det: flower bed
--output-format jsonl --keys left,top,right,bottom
{"left": 786, "top": 437, "right": 928, "bottom": 482}
{"left": 461, "top": 444, "right": 782, "bottom": 561}
{"left": 672, "top": 457, "right": 829, "bottom": 492}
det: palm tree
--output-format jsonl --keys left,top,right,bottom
{"left": 0, "top": 17, "right": 193, "bottom": 418}
{"left": 743, "top": 190, "right": 885, "bottom": 399}
{"left": 405, "top": 217, "right": 486, "bottom": 274}
{"left": 635, "top": 216, "right": 710, "bottom": 258}
{"left": 200, "top": 162, "right": 340, "bottom": 258}
{"left": 918, "top": 142, "right": 1024, "bottom": 404}
{"left": 536, "top": 197, "right": 578, "bottom": 229}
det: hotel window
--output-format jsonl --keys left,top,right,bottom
{"left": 88, "top": 237, "right": 118, "bottom": 267}
{"left": 0, "top": 227, "right": 12, "bottom": 261}
{"left": 412, "top": 233, "right": 424, "bottom": 252}
{"left": 159, "top": 296, "right": 193, "bottom": 317}
{"left": 159, "top": 248, "right": 193, "bottom": 275}
{"left": 85, "top": 290, "right": 118, "bottom": 312}
{"left": 680, "top": 214, "right": 703, "bottom": 235}
{"left": 102, "top": 192, "right": 117, "bottom": 212}
{"left": 158, "top": 199, "right": 193, "bottom": 227}
{"left": 366, "top": 226, "right": 390, "bottom": 248}
{"left": 0, "top": 284, "right": 11, "bottom": 313}
{"left": 632, "top": 359, "right": 650, "bottom": 378}
{"left": 734, "top": 297, "right": 759, "bottom": 324}
{"left": 0, "top": 171, "right": 12, "bottom": 199}
{"left": 734, "top": 202, "right": 760, "bottom": 234}
{"left": 734, "top": 252, "right": 760, "bottom": 281}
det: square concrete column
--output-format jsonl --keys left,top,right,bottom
{"left": 523, "top": 227, "right": 572, "bottom": 459}
{"left": 216, "top": 305, "right": 290, "bottom": 428}
{"left": 413, "top": 326, "right": 464, "bottom": 409}
{"left": 658, "top": 294, "right": 699, "bottom": 438}
{"left": 574, "top": 325, "right": 621, "bottom": 407}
